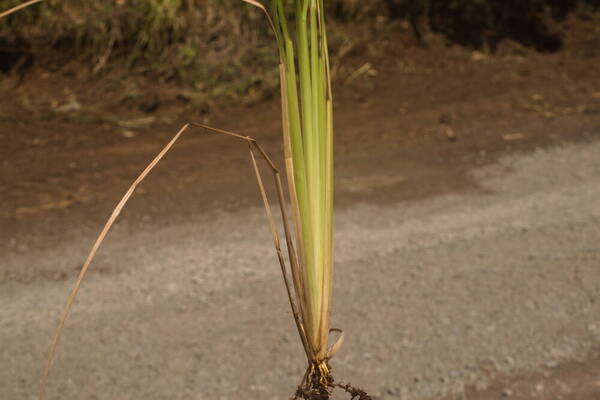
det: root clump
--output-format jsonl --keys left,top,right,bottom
{"left": 293, "top": 364, "right": 372, "bottom": 400}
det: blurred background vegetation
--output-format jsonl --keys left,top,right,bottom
{"left": 1, "top": 0, "right": 599, "bottom": 107}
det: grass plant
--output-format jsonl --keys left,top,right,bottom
{"left": 240, "top": 3, "right": 352, "bottom": 397}
{"left": 255, "top": 0, "right": 336, "bottom": 375}
{"left": 2, "top": 1, "right": 370, "bottom": 399}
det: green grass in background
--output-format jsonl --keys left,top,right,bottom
{"left": 1, "top": 0, "right": 597, "bottom": 109}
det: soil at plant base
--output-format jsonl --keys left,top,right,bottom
{"left": 1, "top": 12, "right": 600, "bottom": 400}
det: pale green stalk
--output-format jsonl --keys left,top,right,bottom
{"left": 247, "top": 0, "right": 334, "bottom": 365}
{"left": 277, "top": 0, "right": 334, "bottom": 362}
{"left": 293, "top": 2, "right": 319, "bottom": 347}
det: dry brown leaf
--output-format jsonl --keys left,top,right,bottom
{"left": 0, "top": 0, "right": 43, "bottom": 19}
{"left": 503, "top": 133, "right": 525, "bottom": 141}
{"left": 240, "top": 0, "right": 265, "bottom": 9}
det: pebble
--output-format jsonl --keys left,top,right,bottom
{"left": 385, "top": 386, "right": 402, "bottom": 396}
{"left": 444, "top": 127, "right": 457, "bottom": 142}
{"left": 535, "top": 383, "right": 544, "bottom": 393}
{"left": 502, "top": 388, "right": 513, "bottom": 397}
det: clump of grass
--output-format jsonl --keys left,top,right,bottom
{"left": 2, "top": 1, "right": 371, "bottom": 399}
{"left": 0, "top": 0, "right": 279, "bottom": 101}
{"left": 0, "top": 0, "right": 387, "bottom": 105}
{"left": 0, "top": 1, "right": 341, "bottom": 76}
{"left": 244, "top": 1, "right": 370, "bottom": 398}
{"left": 269, "top": 0, "right": 336, "bottom": 368}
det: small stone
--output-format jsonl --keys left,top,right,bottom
{"left": 471, "top": 51, "right": 488, "bottom": 62}
{"left": 503, "top": 133, "right": 525, "bottom": 141}
{"left": 385, "top": 386, "right": 401, "bottom": 396}
{"left": 502, "top": 388, "right": 513, "bottom": 397}
{"left": 531, "top": 93, "right": 544, "bottom": 101}
{"left": 535, "top": 383, "right": 544, "bottom": 393}
{"left": 444, "top": 127, "right": 457, "bottom": 142}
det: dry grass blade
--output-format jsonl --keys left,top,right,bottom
{"left": 248, "top": 143, "right": 310, "bottom": 359}
{"left": 240, "top": 0, "right": 266, "bottom": 9}
{"left": 240, "top": 0, "right": 278, "bottom": 41}
{"left": 0, "top": 0, "right": 43, "bottom": 19}
{"left": 326, "top": 328, "right": 344, "bottom": 359}
{"left": 39, "top": 122, "right": 307, "bottom": 400}
{"left": 38, "top": 123, "right": 190, "bottom": 400}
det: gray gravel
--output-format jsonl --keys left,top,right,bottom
{"left": 1, "top": 140, "right": 599, "bottom": 400}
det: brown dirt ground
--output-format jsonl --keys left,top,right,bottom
{"left": 450, "top": 354, "right": 600, "bottom": 400}
{"left": 1, "top": 11, "right": 600, "bottom": 400}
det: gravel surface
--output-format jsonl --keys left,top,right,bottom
{"left": 1, "top": 140, "right": 600, "bottom": 400}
